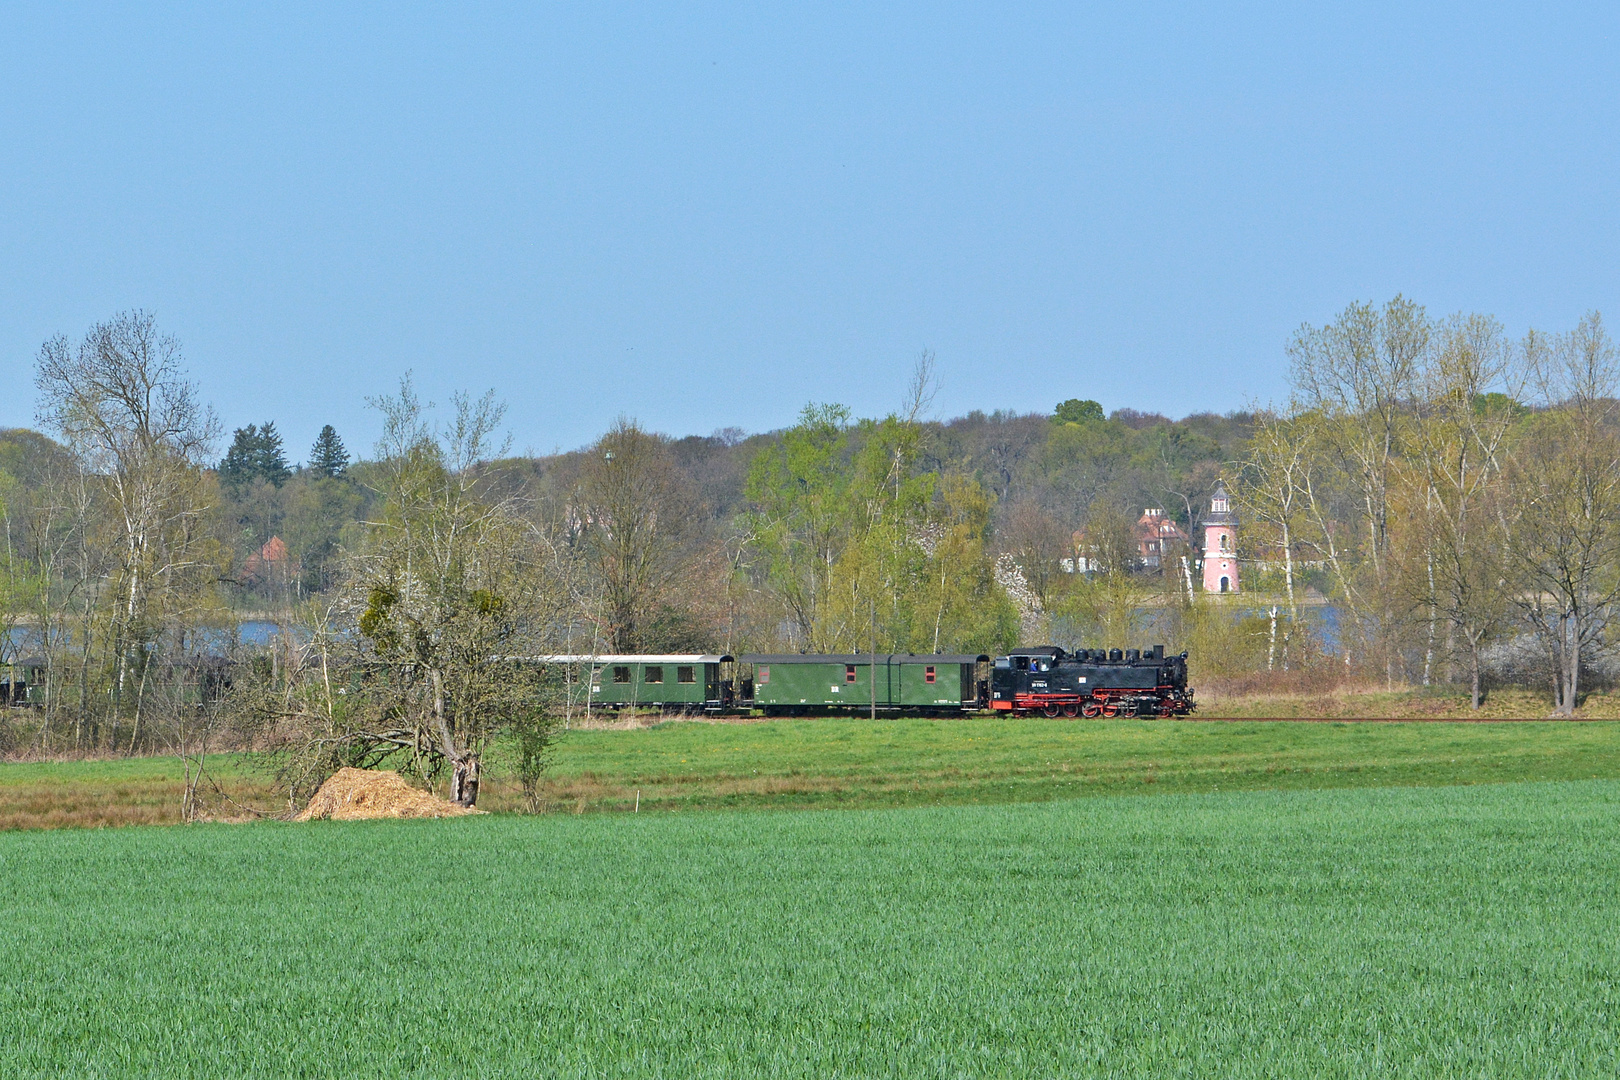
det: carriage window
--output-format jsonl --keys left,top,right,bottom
{"left": 677, "top": 665, "right": 695, "bottom": 683}
{"left": 612, "top": 666, "right": 630, "bottom": 683}
{"left": 925, "top": 665, "right": 936, "bottom": 684}
{"left": 644, "top": 666, "right": 663, "bottom": 684}
{"left": 757, "top": 665, "right": 770, "bottom": 685}
{"left": 1014, "top": 656, "right": 1029, "bottom": 671}
{"left": 845, "top": 664, "right": 857, "bottom": 683}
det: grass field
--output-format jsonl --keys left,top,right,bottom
{"left": 528, "top": 714, "right": 1620, "bottom": 813}
{"left": 0, "top": 754, "right": 273, "bottom": 829}
{"left": 2, "top": 780, "right": 1617, "bottom": 1077}
{"left": 6, "top": 716, "right": 1620, "bottom": 827}
{"left": 1203, "top": 683, "right": 1620, "bottom": 719}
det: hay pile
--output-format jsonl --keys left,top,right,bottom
{"left": 295, "top": 767, "right": 482, "bottom": 821}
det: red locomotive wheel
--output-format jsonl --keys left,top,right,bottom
{"left": 1062, "top": 703, "right": 1079, "bottom": 718}
{"left": 1101, "top": 702, "right": 1119, "bottom": 718}
{"left": 1043, "top": 704, "right": 1061, "bottom": 718}
{"left": 1081, "top": 702, "right": 1101, "bottom": 718}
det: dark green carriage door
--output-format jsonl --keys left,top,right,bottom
{"left": 890, "top": 657, "right": 979, "bottom": 707}
{"left": 890, "top": 661, "right": 944, "bottom": 707}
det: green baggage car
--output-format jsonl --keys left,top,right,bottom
{"left": 738, "top": 654, "right": 989, "bottom": 714}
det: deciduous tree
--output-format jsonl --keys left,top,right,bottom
{"left": 576, "top": 419, "right": 690, "bottom": 652}
{"left": 1502, "top": 314, "right": 1620, "bottom": 715}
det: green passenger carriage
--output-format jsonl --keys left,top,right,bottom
{"left": 530, "top": 655, "right": 736, "bottom": 712}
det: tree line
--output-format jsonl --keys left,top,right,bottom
{"left": 1, "top": 300, "right": 1615, "bottom": 805}
{"left": 1238, "top": 298, "right": 1620, "bottom": 714}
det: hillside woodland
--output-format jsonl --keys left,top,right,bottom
{"left": 3, "top": 299, "right": 1619, "bottom": 803}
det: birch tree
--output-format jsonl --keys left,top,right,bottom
{"left": 34, "top": 311, "right": 224, "bottom": 748}
{"left": 1288, "top": 297, "right": 1429, "bottom": 680}
{"left": 1398, "top": 314, "right": 1521, "bottom": 707}
{"left": 1234, "top": 410, "right": 1315, "bottom": 667}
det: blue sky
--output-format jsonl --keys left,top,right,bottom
{"left": 3, "top": 3, "right": 1617, "bottom": 460}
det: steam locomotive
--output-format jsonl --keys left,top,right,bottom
{"left": 989, "top": 645, "right": 1195, "bottom": 718}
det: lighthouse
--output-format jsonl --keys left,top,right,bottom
{"left": 1202, "top": 483, "right": 1239, "bottom": 593}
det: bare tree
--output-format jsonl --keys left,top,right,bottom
{"left": 577, "top": 419, "right": 689, "bottom": 652}
{"left": 903, "top": 350, "right": 940, "bottom": 424}
{"left": 1502, "top": 314, "right": 1620, "bottom": 714}
{"left": 998, "top": 499, "right": 1071, "bottom": 612}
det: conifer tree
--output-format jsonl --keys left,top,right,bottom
{"left": 308, "top": 424, "right": 349, "bottom": 478}
{"left": 219, "top": 421, "right": 291, "bottom": 491}
{"left": 256, "top": 421, "right": 291, "bottom": 487}
{"left": 219, "top": 424, "right": 264, "bottom": 492}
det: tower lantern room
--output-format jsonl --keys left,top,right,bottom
{"left": 1201, "top": 483, "right": 1239, "bottom": 593}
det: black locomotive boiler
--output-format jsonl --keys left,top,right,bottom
{"left": 989, "top": 645, "right": 1195, "bottom": 718}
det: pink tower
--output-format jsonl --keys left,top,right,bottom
{"left": 1201, "top": 483, "right": 1239, "bottom": 593}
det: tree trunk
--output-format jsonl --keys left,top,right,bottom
{"left": 1281, "top": 526, "right": 1295, "bottom": 670}
{"left": 1551, "top": 612, "right": 1578, "bottom": 717}
{"left": 1423, "top": 548, "right": 1435, "bottom": 687}
{"left": 1469, "top": 641, "right": 1482, "bottom": 710}
{"left": 429, "top": 667, "right": 480, "bottom": 807}
{"left": 450, "top": 755, "right": 480, "bottom": 807}
{"left": 1564, "top": 615, "right": 1581, "bottom": 716}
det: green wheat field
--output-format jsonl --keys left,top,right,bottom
{"left": 3, "top": 778, "right": 1618, "bottom": 1077}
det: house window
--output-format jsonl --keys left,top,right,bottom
{"left": 1219, "top": 533, "right": 1228, "bottom": 551}
{"left": 925, "top": 665, "right": 936, "bottom": 684}
{"left": 644, "top": 666, "right": 663, "bottom": 684}
{"left": 612, "top": 666, "right": 630, "bottom": 684}
{"left": 677, "top": 665, "right": 695, "bottom": 684}
{"left": 845, "top": 664, "right": 857, "bottom": 683}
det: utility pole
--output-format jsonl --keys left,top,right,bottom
{"left": 870, "top": 597, "right": 877, "bottom": 721}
